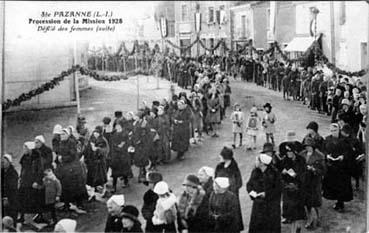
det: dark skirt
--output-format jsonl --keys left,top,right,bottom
{"left": 18, "top": 187, "right": 44, "bottom": 213}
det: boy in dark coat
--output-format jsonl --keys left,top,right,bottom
{"left": 247, "top": 153, "right": 282, "bottom": 233}
{"left": 2, "top": 154, "right": 19, "bottom": 226}
{"left": 121, "top": 205, "right": 143, "bottom": 232}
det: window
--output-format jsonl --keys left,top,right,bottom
{"left": 339, "top": 1, "right": 346, "bottom": 25}
{"left": 216, "top": 10, "right": 221, "bottom": 24}
{"left": 241, "top": 15, "right": 246, "bottom": 38}
{"left": 168, "top": 22, "right": 175, "bottom": 37}
{"left": 220, "top": 5, "right": 225, "bottom": 10}
{"left": 208, "top": 7, "right": 214, "bottom": 23}
{"left": 182, "top": 4, "right": 188, "bottom": 21}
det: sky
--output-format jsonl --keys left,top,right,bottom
{"left": 4, "top": 1, "right": 160, "bottom": 50}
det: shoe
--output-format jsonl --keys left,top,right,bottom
{"left": 282, "top": 218, "right": 292, "bottom": 224}
{"left": 232, "top": 144, "right": 236, "bottom": 149}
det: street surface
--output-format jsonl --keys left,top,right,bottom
{"left": 3, "top": 75, "right": 365, "bottom": 232}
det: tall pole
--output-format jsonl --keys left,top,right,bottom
{"left": 74, "top": 40, "right": 81, "bottom": 115}
{"left": 330, "top": 2, "right": 336, "bottom": 64}
{"left": 135, "top": 54, "right": 140, "bottom": 110}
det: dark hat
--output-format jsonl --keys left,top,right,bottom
{"left": 146, "top": 172, "right": 163, "bottom": 184}
{"left": 172, "top": 95, "right": 178, "bottom": 101}
{"left": 152, "top": 101, "right": 160, "bottom": 106}
{"left": 263, "top": 103, "right": 272, "bottom": 109}
{"left": 103, "top": 117, "right": 111, "bottom": 125}
{"left": 261, "top": 142, "right": 275, "bottom": 153}
{"left": 183, "top": 174, "right": 200, "bottom": 187}
{"left": 121, "top": 205, "right": 139, "bottom": 222}
{"left": 114, "top": 111, "right": 123, "bottom": 118}
{"left": 94, "top": 126, "right": 103, "bottom": 135}
{"left": 306, "top": 121, "right": 319, "bottom": 132}
{"left": 341, "top": 124, "right": 352, "bottom": 135}
{"left": 77, "top": 115, "right": 87, "bottom": 123}
{"left": 220, "top": 146, "right": 233, "bottom": 160}
{"left": 303, "top": 137, "right": 315, "bottom": 148}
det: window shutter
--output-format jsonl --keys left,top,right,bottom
{"left": 207, "top": 7, "right": 210, "bottom": 23}
{"left": 216, "top": 10, "right": 221, "bottom": 24}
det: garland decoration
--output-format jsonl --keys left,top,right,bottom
{"left": 198, "top": 38, "right": 225, "bottom": 52}
{"left": 165, "top": 37, "right": 200, "bottom": 51}
{"left": 2, "top": 65, "right": 81, "bottom": 111}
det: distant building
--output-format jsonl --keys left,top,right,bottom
{"left": 174, "top": 1, "right": 235, "bottom": 57}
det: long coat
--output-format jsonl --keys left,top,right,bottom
{"left": 300, "top": 149, "right": 326, "bottom": 208}
{"left": 247, "top": 166, "right": 282, "bottom": 233}
{"left": 55, "top": 138, "right": 87, "bottom": 203}
{"left": 131, "top": 122, "right": 151, "bottom": 167}
{"left": 36, "top": 144, "right": 53, "bottom": 170}
{"left": 215, "top": 159, "right": 244, "bottom": 231}
{"left": 206, "top": 95, "right": 221, "bottom": 124}
{"left": 2, "top": 165, "right": 19, "bottom": 221}
{"left": 110, "top": 131, "right": 132, "bottom": 178}
{"left": 209, "top": 190, "right": 241, "bottom": 233}
{"left": 105, "top": 214, "right": 123, "bottom": 233}
{"left": 18, "top": 151, "right": 44, "bottom": 213}
{"left": 142, "top": 189, "right": 160, "bottom": 233}
{"left": 322, "top": 135, "right": 353, "bottom": 202}
{"left": 171, "top": 107, "right": 192, "bottom": 153}
{"left": 85, "top": 135, "right": 109, "bottom": 187}
{"left": 278, "top": 155, "right": 307, "bottom": 221}
{"left": 157, "top": 114, "right": 171, "bottom": 162}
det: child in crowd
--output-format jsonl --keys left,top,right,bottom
{"left": 245, "top": 106, "right": 261, "bottom": 150}
{"left": 230, "top": 103, "right": 244, "bottom": 149}
{"left": 42, "top": 168, "right": 62, "bottom": 225}
{"left": 262, "top": 103, "right": 276, "bottom": 146}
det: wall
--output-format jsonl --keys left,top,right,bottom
{"left": 252, "top": 2, "right": 269, "bottom": 49}
{"left": 275, "top": 1, "right": 295, "bottom": 45}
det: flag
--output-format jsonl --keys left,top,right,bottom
{"left": 195, "top": 13, "right": 201, "bottom": 33}
{"left": 160, "top": 17, "right": 167, "bottom": 38}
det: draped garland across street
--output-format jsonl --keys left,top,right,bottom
{"left": 2, "top": 65, "right": 152, "bottom": 111}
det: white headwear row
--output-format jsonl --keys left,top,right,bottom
{"left": 259, "top": 153, "right": 272, "bottom": 165}
{"left": 198, "top": 166, "right": 215, "bottom": 178}
{"left": 24, "top": 141, "right": 35, "bottom": 150}
{"left": 107, "top": 194, "right": 125, "bottom": 206}
{"left": 35, "top": 135, "right": 45, "bottom": 144}
{"left": 214, "top": 177, "right": 230, "bottom": 189}
{"left": 54, "top": 219, "right": 77, "bottom": 233}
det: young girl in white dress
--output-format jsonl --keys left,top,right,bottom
{"left": 245, "top": 106, "right": 261, "bottom": 150}
{"left": 230, "top": 103, "right": 244, "bottom": 148}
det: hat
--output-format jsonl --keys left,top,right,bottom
{"left": 114, "top": 111, "right": 123, "bottom": 118}
{"left": 152, "top": 101, "right": 160, "bottom": 106}
{"left": 286, "top": 130, "right": 297, "bottom": 141}
{"left": 53, "top": 124, "right": 63, "bottom": 134}
{"left": 3, "top": 154, "right": 13, "bottom": 163}
{"left": 62, "top": 128, "right": 70, "bottom": 136}
{"left": 183, "top": 174, "right": 200, "bottom": 187}
{"left": 103, "top": 117, "right": 111, "bottom": 125}
{"left": 341, "top": 99, "right": 350, "bottom": 106}
{"left": 77, "top": 116, "right": 87, "bottom": 123}
{"left": 107, "top": 194, "right": 125, "bottom": 207}
{"left": 24, "top": 141, "right": 35, "bottom": 150}
{"left": 214, "top": 177, "right": 230, "bottom": 189}
{"left": 198, "top": 166, "right": 215, "bottom": 178}
{"left": 261, "top": 142, "right": 274, "bottom": 153}
{"left": 121, "top": 205, "right": 140, "bottom": 222}
{"left": 359, "top": 93, "right": 366, "bottom": 99}
{"left": 250, "top": 107, "right": 257, "bottom": 113}
{"left": 263, "top": 103, "right": 272, "bottom": 109}
{"left": 259, "top": 153, "right": 272, "bottom": 165}
{"left": 220, "top": 146, "right": 233, "bottom": 160}
{"left": 306, "top": 121, "right": 319, "bottom": 132}
{"left": 303, "top": 137, "right": 315, "bottom": 148}
{"left": 35, "top": 135, "right": 45, "bottom": 144}
{"left": 94, "top": 126, "right": 103, "bottom": 135}
{"left": 341, "top": 124, "right": 352, "bottom": 135}
{"left": 154, "top": 181, "right": 169, "bottom": 195}
{"left": 54, "top": 219, "right": 77, "bottom": 233}
{"left": 146, "top": 172, "right": 163, "bottom": 184}
{"left": 2, "top": 216, "right": 14, "bottom": 228}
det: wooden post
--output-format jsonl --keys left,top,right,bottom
{"left": 366, "top": 3, "right": 369, "bottom": 231}
{"left": 135, "top": 54, "right": 139, "bottom": 110}
{"left": 0, "top": 1, "right": 5, "bottom": 223}
{"left": 74, "top": 40, "right": 80, "bottom": 115}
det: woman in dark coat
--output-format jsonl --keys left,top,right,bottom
{"left": 34, "top": 135, "right": 53, "bottom": 170}
{"left": 300, "top": 137, "right": 326, "bottom": 229}
{"left": 171, "top": 100, "right": 192, "bottom": 160}
{"left": 130, "top": 112, "right": 151, "bottom": 183}
{"left": 197, "top": 166, "right": 214, "bottom": 232}
{"left": 177, "top": 175, "right": 207, "bottom": 233}
{"left": 209, "top": 177, "right": 240, "bottom": 233}
{"left": 247, "top": 153, "right": 282, "bottom": 233}
{"left": 110, "top": 121, "right": 132, "bottom": 191}
{"left": 214, "top": 147, "right": 244, "bottom": 232}
{"left": 157, "top": 106, "right": 171, "bottom": 163}
{"left": 2, "top": 154, "right": 19, "bottom": 224}
{"left": 18, "top": 142, "right": 44, "bottom": 220}
{"left": 278, "top": 141, "right": 307, "bottom": 232}
{"left": 322, "top": 123, "right": 353, "bottom": 212}
{"left": 85, "top": 126, "right": 109, "bottom": 191}
{"left": 55, "top": 129, "right": 88, "bottom": 211}
{"left": 206, "top": 88, "right": 221, "bottom": 137}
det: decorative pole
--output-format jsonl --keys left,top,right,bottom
{"left": 366, "top": 2, "right": 369, "bottom": 231}
{"left": 74, "top": 40, "right": 81, "bottom": 115}
{"left": 310, "top": 6, "right": 320, "bottom": 65}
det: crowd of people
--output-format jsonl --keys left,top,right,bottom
{"left": 2, "top": 49, "right": 368, "bottom": 233}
